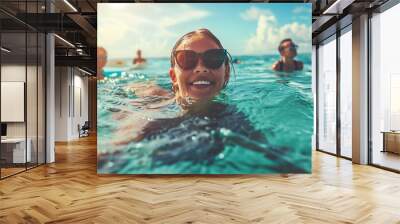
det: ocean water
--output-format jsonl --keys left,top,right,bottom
{"left": 97, "top": 54, "right": 313, "bottom": 174}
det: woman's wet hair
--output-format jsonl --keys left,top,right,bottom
{"left": 278, "top": 38, "right": 294, "bottom": 52}
{"left": 170, "top": 28, "right": 235, "bottom": 88}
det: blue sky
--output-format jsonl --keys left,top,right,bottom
{"left": 98, "top": 3, "right": 311, "bottom": 59}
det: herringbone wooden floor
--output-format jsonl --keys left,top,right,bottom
{"left": 1, "top": 135, "right": 400, "bottom": 224}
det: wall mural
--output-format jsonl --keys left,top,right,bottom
{"left": 97, "top": 3, "right": 313, "bottom": 174}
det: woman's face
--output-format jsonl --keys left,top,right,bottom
{"left": 280, "top": 41, "right": 297, "bottom": 58}
{"left": 169, "top": 34, "right": 229, "bottom": 103}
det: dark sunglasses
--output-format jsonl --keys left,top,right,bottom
{"left": 173, "top": 49, "right": 227, "bottom": 70}
{"left": 282, "top": 43, "right": 298, "bottom": 51}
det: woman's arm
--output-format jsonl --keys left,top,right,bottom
{"left": 272, "top": 61, "right": 280, "bottom": 71}
{"left": 125, "top": 82, "right": 171, "bottom": 98}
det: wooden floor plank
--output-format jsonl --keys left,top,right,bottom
{"left": 0, "top": 135, "right": 400, "bottom": 223}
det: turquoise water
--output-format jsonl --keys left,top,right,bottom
{"left": 97, "top": 54, "right": 313, "bottom": 174}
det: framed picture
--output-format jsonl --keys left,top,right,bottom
{"left": 97, "top": 3, "right": 313, "bottom": 174}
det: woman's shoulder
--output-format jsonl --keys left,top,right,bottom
{"left": 272, "top": 60, "right": 283, "bottom": 71}
{"left": 294, "top": 60, "right": 304, "bottom": 70}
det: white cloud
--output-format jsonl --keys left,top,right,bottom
{"left": 159, "top": 5, "right": 210, "bottom": 28}
{"left": 240, "top": 6, "right": 276, "bottom": 23}
{"left": 242, "top": 7, "right": 311, "bottom": 55}
{"left": 293, "top": 6, "right": 310, "bottom": 14}
{"left": 97, "top": 3, "right": 210, "bottom": 58}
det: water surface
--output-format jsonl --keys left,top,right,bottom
{"left": 97, "top": 54, "right": 313, "bottom": 174}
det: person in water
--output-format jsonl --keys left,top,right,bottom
{"left": 133, "top": 49, "right": 147, "bottom": 65}
{"left": 232, "top": 58, "right": 241, "bottom": 64}
{"left": 100, "top": 29, "right": 305, "bottom": 172}
{"left": 272, "top": 38, "right": 303, "bottom": 72}
{"left": 97, "top": 47, "right": 107, "bottom": 80}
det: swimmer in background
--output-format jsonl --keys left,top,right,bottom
{"left": 272, "top": 38, "right": 303, "bottom": 72}
{"left": 232, "top": 58, "right": 240, "bottom": 64}
{"left": 107, "top": 59, "right": 126, "bottom": 68}
{"left": 133, "top": 49, "right": 147, "bottom": 65}
{"left": 97, "top": 47, "right": 107, "bottom": 80}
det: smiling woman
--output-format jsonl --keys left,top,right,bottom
{"left": 169, "top": 28, "right": 231, "bottom": 106}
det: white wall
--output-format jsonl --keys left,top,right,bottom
{"left": 55, "top": 67, "right": 69, "bottom": 141}
{"left": 1, "top": 82, "right": 25, "bottom": 122}
{"left": 70, "top": 73, "right": 89, "bottom": 139}
{"left": 74, "top": 72, "right": 89, "bottom": 131}
{"left": 54, "top": 67, "right": 89, "bottom": 141}
{"left": 1, "top": 65, "right": 26, "bottom": 81}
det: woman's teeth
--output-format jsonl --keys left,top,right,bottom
{"left": 192, "top": 80, "right": 211, "bottom": 85}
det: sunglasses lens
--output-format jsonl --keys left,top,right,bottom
{"left": 175, "top": 49, "right": 226, "bottom": 70}
{"left": 203, "top": 49, "right": 226, "bottom": 69}
{"left": 281, "top": 43, "right": 298, "bottom": 51}
{"left": 175, "top": 51, "right": 197, "bottom": 70}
